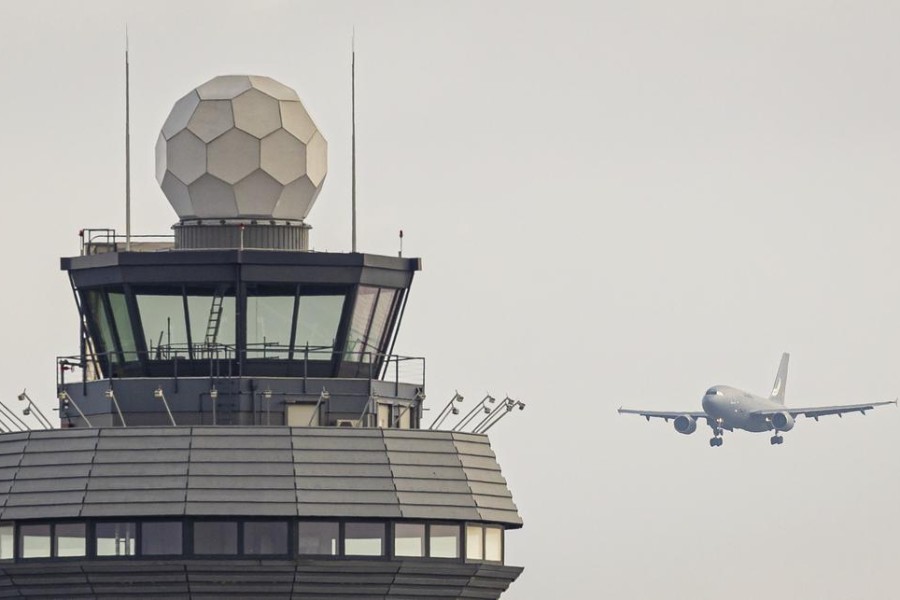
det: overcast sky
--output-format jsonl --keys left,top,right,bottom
{"left": 1, "top": 1, "right": 899, "bottom": 598}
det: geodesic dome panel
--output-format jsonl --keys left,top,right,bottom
{"left": 156, "top": 75, "right": 327, "bottom": 222}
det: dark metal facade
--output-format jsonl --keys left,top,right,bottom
{"left": 0, "top": 559, "right": 522, "bottom": 599}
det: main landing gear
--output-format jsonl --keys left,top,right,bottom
{"left": 770, "top": 434, "right": 784, "bottom": 445}
{"left": 709, "top": 427, "right": 724, "bottom": 448}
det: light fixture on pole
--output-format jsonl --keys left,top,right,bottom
{"left": 451, "top": 394, "right": 496, "bottom": 432}
{"left": 428, "top": 391, "right": 464, "bottom": 430}
{"left": 18, "top": 389, "right": 53, "bottom": 429}
{"left": 154, "top": 387, "right": 177, "bottom": 427}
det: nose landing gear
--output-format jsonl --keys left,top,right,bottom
{"left": 770, "top": 434, "right": 784, "bottom": 445}
{"left": 709, "top": 427, "right": 724, "bottom": 448}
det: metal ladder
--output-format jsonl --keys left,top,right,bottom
{"left": 204, "top": 292, "right": 225, "bottom": 345}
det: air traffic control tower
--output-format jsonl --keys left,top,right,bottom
{"left": 0, "top": 76, "right": 523, "bottom": 598}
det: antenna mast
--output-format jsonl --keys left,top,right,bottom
{"left": 125, "top": 25, "right": 132, "bottom": 252}
{"left": 351, "top": 30, "right": 357, "bottom": 253}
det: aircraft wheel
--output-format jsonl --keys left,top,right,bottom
{"left": 776, "top": 436, "right": 784, "bottom": 445}
{"left": 770, "top": 436, "right": 777, "bottom": 445}
{"left": 709, "top": 438, "right": 717, "bottom": 447}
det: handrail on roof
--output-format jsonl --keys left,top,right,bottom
{"left": 79, "top": 228, "right": 175, "bottom": 256}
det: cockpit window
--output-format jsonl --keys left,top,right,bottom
{"left": 706, "top": 388, "right": 719, "bottom": 396}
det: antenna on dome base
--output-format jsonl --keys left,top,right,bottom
{"left": 351, "top": 29, "right": 358, "bottom": 253}
{"left": 124, "top": 24, "right": 132, "bottom": 252}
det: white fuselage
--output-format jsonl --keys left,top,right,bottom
{"left": 701, "top": 386, "right": 783, "bottom": 433}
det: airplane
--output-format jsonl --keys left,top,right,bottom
{"left": 618, "top": 353, "right": 896, "bottom": 447}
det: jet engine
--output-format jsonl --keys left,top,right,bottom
{"left": 770, "top": 412, "right": 795, "bottom": 431}
{"left": 673, "top": 415, "right": 697, "bottom": 435}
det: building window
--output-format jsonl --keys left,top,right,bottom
{"left": 0, "top": 518, "right": 501, "bottom": 563}
{"left": 366, "top": 288, "right": 397, "bottom": 354}
{"left": 394, "top": 523, "right": 425, "bottom": 557}
{"left": 344, "top": 286, "right": 378, "bottom": 362}
{"left": 0, "top": 524, "right": 11, "bottom": 560}
{"left": 428, "top": 524, "right": 460, "bottom": 559}
{"left": 19, "top": 524, "right": 50, "bottom": 559}
{"left": 298, "top": 521, "right": 339, "bottom": 555}
{"left": 243, "top": 521, "right": 288, "bottom": 555}
{"left": 465, "top": 524, "right": 504, "bottom": 563}
{"left": 185, "top": 290, "right": 236, "bottom": 350}
{"left": 141, "top": 522, "right": 183, "bottom": 556}
{"left": 108, "top": 292, "right": 138, "bottom": 361}
{"left": 55, "top": 523, "right": 86, "bottom": 557}
{"left": 96, "top": 522, "right": 136, "bottom": 557}
{"left": 246, "top": 291, "right": 295, "bottom": 360}
{"left": 86, "top": 291, "right": 118, "bottom": 364}
{"left": 193, "top": 521, "right": 238, "bottom": 555}
{"left": 465, "top": 525, "right": 483, "bottom": 560}
{"left": 136, "top": 293, "right": 190, "bottom": 359}
{"left": 295, "top": 294, "right": 345, "bottom": 357}
{"left": 484, "top": 526, "right": 503, "bottom": 562}
{"left": 344, "top": 522, "right": 385, "bottom": 556}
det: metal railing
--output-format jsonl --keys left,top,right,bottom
{"left": 79, "top": 228, "right": 174, "bottom": 256}
{"left": 56, "top": 347, "right": 426, "bottom": 390}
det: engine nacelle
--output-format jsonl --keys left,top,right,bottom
{"left": 673, "top": 415, "right": 697, "bottom": 435}
{"left": 770, "top": 411, "right": 795, "bottom": 431}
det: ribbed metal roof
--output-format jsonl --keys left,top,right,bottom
{"left": 0, "top": 559, "right": 523, "bottom": 598}
{"left": 0, "top": 427, "right": 521, "bottom": 527}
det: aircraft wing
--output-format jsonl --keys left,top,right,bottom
{"left": 753, "top": 400, "right": 897, "bottom": 421}
{"left": 617, "top": 408, "right": 708, "bottom": 422}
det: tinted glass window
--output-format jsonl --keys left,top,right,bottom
{"left": 108, "top": 292, "right": 138, "bottom": 361}
{"left": 295, "top": 295, "right": 345, "bottom": 356}
{"left": 367, "top": 289, "right": 396, "bottom": 355}
{"left": 344, "top": 522, "right": 384, "bottom": 556}
{"left": 247, "top": 293, "right": 295, "bottom": 359}
{"left": 19, "top": 524, "right": 50, "bottom": 558}
{"left": 429, "top": 524, "right": 460, "bottom": 558}
{"left": 193, "top": 521, "right": 238, "bottom": 555}
{"left": 86, "top": 291, "right": 118, "bottom": 363}
{"left": 298, "top": 521, "right": 339, "bottom": 555}
{"left": 243, "top": 521, "right": 288, "bottom": 555}
{"left": 186, "top": 292, "right": 236, "bottom": 350}
{"left": 96, "top": 522, "right": 136, "bottom": 556}
{"left": 142, "top": 522, "right": 183, "bottom": 556}
{"left": 55, "top": 523, "right": 86, "bottom": 557}
{"left": 344, "top": 287, "right": 378, "bottom": 362}
{"left": 137, "top": 293, "right": 188, "bottom": 359}
{"left": 394, "top": 523, "right": 425, "bottom": 557}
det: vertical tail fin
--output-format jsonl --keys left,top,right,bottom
{"left": 769, "top": 352, "right": 789, "bottom": 404}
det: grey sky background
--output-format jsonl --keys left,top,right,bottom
{"left": 1, "top": 1, "right": 899, "bottom": 598}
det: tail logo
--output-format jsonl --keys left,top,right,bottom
{"left": 772, "top": 378, "right": 782, "bottom": 396}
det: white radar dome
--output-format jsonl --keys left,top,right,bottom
{"left": 155, "top": 75, "right": 327, "bottom": 222}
